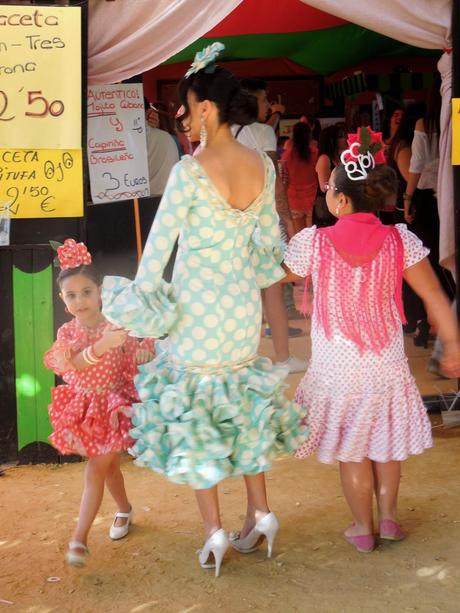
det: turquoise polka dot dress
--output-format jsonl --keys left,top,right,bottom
{"left": 102, "top": 154, "right": 308, "bottom": 489}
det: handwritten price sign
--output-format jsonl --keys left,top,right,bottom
{"left": 0, "top": 6, "right": 81, "bottom": 150}
{"left": 0, "top": 149, "right": 83, "bottom": 218}
{"left": 87, "top": 83, "right": 150, "bottom": 204}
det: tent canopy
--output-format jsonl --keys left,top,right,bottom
{"left": 164, "top": 0, "right": 436, "bottom": 75}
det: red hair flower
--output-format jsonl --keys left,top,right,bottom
{"left": 346, "top": 127, "right": 386, "bottom": 165}
{"left": 57, "top": 239, "right": 92, "bottom": 270}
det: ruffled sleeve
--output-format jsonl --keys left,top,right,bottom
{"left": 284, "top": 226, "right": 317, "bottom": 278}
{"left": 395, "top": 224, "right": 430, "bottom": 269}
{"left": 102, "top": 161, "right": 192, "bottom": 337}
{"left": 43, "top": 321, "right": 80, "bottom": 375}
{"left": 249, "top": 158, "right": 286, "bottom": 288}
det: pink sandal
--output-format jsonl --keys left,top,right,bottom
{"left": 379, "top": 519, "right": 405, "bottom": 541}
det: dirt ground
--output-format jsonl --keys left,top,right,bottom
{"left": 1, "top": 322, "right": 460, "bottom": 613}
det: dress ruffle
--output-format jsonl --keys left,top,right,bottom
{"left": 249, "top": 225, "right": 286, "bottom": 288}
{"left": 294, "top": 361, "right": 433, "bottom": 463}
{"left": 128, "top": 342, "right": 308, "bottom": 489}
{"left": 48, "top": 384, "right": 136, "bottom": 457}
{"left": 102, "top": 276, "right": 178, "bottom": 338}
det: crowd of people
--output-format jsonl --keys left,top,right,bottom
{"left": 43, "top": 43, "right": 459, "bottom": 577}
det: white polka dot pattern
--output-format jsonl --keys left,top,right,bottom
{"left": 285, "top": 223, "right": 432, "bottom": 463}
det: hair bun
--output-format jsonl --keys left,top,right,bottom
{"left": 364, "top": 166, "right": 398, "bottom": 208}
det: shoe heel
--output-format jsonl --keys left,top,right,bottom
{"left": 198, "top": 529, "right": 229, "bottom": 578}
{"left": 213, "top": 544, "right": 226, "bottom": 578}
{"left": 257, "top": 512, "right": 280, "bottom": 558}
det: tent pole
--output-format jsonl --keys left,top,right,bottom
{"left": 133, "top": 199, "right": 143, "bottom": 263}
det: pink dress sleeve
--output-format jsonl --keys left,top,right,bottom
{"left": 395, "top": 224, "right": 430, "bottom": 269}
{"left": 43, "top": 321, "right": 81, "bottom": 375}
{"left": 284, "top": 227, "right": 317, "bottom": 277}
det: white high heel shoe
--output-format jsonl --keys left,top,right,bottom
{"left": 197, "top": 529, "right": 229, "bottom": 578}
{"left": 66, "top": 541, "right": 89, "bottom": 567}
{"left": 109, "top": 506, "right": 133, "bottom": 540}
{"left": 230, "top": 512, "right": 279, "bottom": 558}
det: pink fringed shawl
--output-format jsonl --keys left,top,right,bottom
{"left": 308, "top": 213, "right": 405, "bottom": 354}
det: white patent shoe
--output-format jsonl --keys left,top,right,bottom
{"left": 109, "top": 506, "right": 133, "bottom": 540}
{"left": 197, "top": 528, "right": 229, "bottom": 578}
{"left": 230, "top": 512, "right": 279, "bottom": 558}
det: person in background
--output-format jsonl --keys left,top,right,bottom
{"left": 144, "top": 98, "right": 180, "bottom": 197}
{"left": 233, "top": 78, "right": 307, "bottom": 374}
{"left": 384, "top": 106, "right": 405, "bottom": 150}
{"left": 306, "top": 115, "right": 322, "bottom": 145}
{"left": 314, "top": 124, "right": 347, "bottom": 227}
{"left": 281, "top": 121, "right": 318, "bottom": 231}
{"left": 403, "top": 77, "right": 455, "bottom": 355}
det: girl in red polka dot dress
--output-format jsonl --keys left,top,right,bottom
{"left": 283, "top": 129, "right": 460, "bottom": 554}
{"left": 44, "top": 239, "right": 154, "bottom": 567}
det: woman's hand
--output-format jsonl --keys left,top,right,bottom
{"left": 404, "top": 209, "right": 414, "bottom": 224}
{"left": 136, "top": 348, "right": 154, "bottom": 365}
{"left": 440, "top": 341, "right": 460, "bottom": 378}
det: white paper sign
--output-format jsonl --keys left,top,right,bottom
{"left": 87, "top": 83, "right": 150, "bottom": 204}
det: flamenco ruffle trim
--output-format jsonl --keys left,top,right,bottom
{"left": 102, "top": 276, "right": 178, "bottom": 338}
{"left": 48, "top": 385, "right": 135, "bottom": 457}
{"left": 128, "top": 347, "right": 308, "bottom": 489}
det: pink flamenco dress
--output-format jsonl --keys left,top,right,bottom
{"left": 284, "top": 213, "right": 433, "bottom": 463}
{"left": 44, "top": 319, "right": 152, "bottom": 457}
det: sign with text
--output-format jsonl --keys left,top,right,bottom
{"left": 87, "top": 83, "right": 150, "bottom": 204}
{"left": 0, "top": 148, "right": 83, "bottom": 218}
{"left": 452, "top": 98, "right": 460, "bottom": 166}
{"left": 0, "top": 5, "right": 81, "bottom": 149}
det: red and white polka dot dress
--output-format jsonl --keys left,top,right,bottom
{"left": 285, "top": 223, "right": 433, "bottom": 464}
{"left": 44, "top": 319, "right": 151, "bottom": 457}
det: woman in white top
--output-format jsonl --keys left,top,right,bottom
{"left": 403, "top": 77, "right": 454, "bottom": 347}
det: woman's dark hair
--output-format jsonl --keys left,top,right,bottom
{"left": 318, "top": 124, "right": 345, "bottom": 161}
{"left": 177, "top": 67, "right": 258, "bottom": 131}
{"left": 333, "top": 164, "right": 398, "bottom": 213}
{"left": 388, "top": 102, "right": 425, "bottom": 163}
{"left": 292, "top": 122, "right": 312, "bottom": 161}
{"left": 307, "top": 115, "right": 322, "bottom": 142}
{"left": 57, "top": 264, "right": 102, "bottom": 288}
{"left": 240, "top": 78, "right": 267, "bottom": 94}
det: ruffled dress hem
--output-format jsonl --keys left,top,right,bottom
{"left": 128, "top": 343, "right": 308, "bottom": 489}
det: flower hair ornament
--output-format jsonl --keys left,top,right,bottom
{"left": 50, "top": 238, "right": 92, "bottom": 270}
{"left": 340, "top": 127, "right": 385, "bottom": 181}
{"left": 184, "top": 42, "right": 225, "bottom": 78}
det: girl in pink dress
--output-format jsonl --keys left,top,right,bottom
{"left": 44, "top": 239, "right": 154, "bottom": 567}
{"left": 283, "top": 130, "right": 460, "bottom": 553}
{"left": 281, "top": 121, "right": 318, "bottom": 232}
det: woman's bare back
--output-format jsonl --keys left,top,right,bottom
{"left": 196, "top": 142, "right": 266, "bottom": 210}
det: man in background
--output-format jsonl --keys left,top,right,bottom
{"left": 232, "top": 79, "right": 307, "bottom": 374}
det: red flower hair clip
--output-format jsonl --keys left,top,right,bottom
{"left": 55, "top": 239, "right": 92, "bottom": 270}
{"left": 341, "top": 127, "right": 385, "bottom": 181}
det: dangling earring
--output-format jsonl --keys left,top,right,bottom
{"left": 335, "top": 205, "right": 340, "bottom": 216}
{"left": 200, "top": 115, "right": 208, "bottom": 149}
{"left": 64, "top": 306, "right": 69, "bottom": 314}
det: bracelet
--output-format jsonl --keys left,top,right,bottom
{"left": 82, "top": 346, "right": 102, "bottom": 365}
{"left": 402, "top": 193, "right": 412, "bottom": 201}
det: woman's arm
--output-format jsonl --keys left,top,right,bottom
{"left": 316, "top": 155, "right": 331, "bottom": 193}
{"left": 280, "top": 262, "right": 303, "bottom": 284}
{"left": 404, "top": 119, "right": 427, "bottom": 222}
{"left": 404, "top": 258, "right": 460, "bottom": 376}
